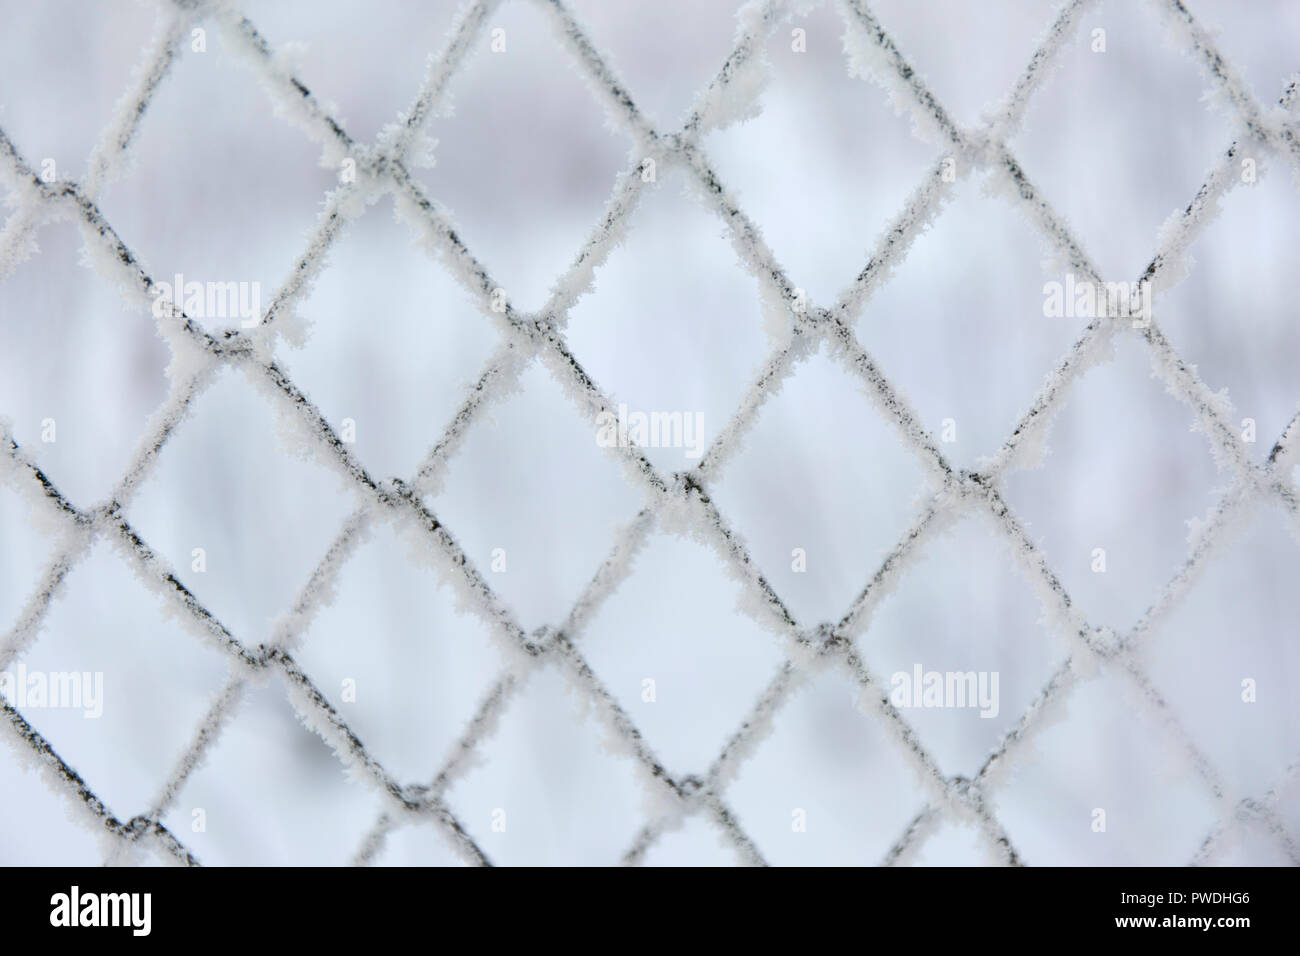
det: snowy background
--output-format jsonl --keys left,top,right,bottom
{"left": 0, "top": 0, "right": 1297, "bottom": 866}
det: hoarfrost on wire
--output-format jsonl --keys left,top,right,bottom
{"left": 0, "top": 0, "right": 1296, "bottom": 868}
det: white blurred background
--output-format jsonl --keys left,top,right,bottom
{"left": 0, "top": 0, "right": 1297, "bottom": 865}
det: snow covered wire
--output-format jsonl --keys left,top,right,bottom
{"left": 0, "top": 0, "right": 1297, "bottom": 867}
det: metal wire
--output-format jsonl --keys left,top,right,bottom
{"left": 0, "top": 0, "right": 1297, "bottom": 866}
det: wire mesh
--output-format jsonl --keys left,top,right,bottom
{"left": 0, "top": 0, "right": 1297, "bottom": 866}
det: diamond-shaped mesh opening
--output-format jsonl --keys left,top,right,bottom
{"left": 0, "top": 0, "right": 1296, "bottom": 866}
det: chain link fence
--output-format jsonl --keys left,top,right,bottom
{"left": 0, "top": 0, "right": 1297, "bottom": 865}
